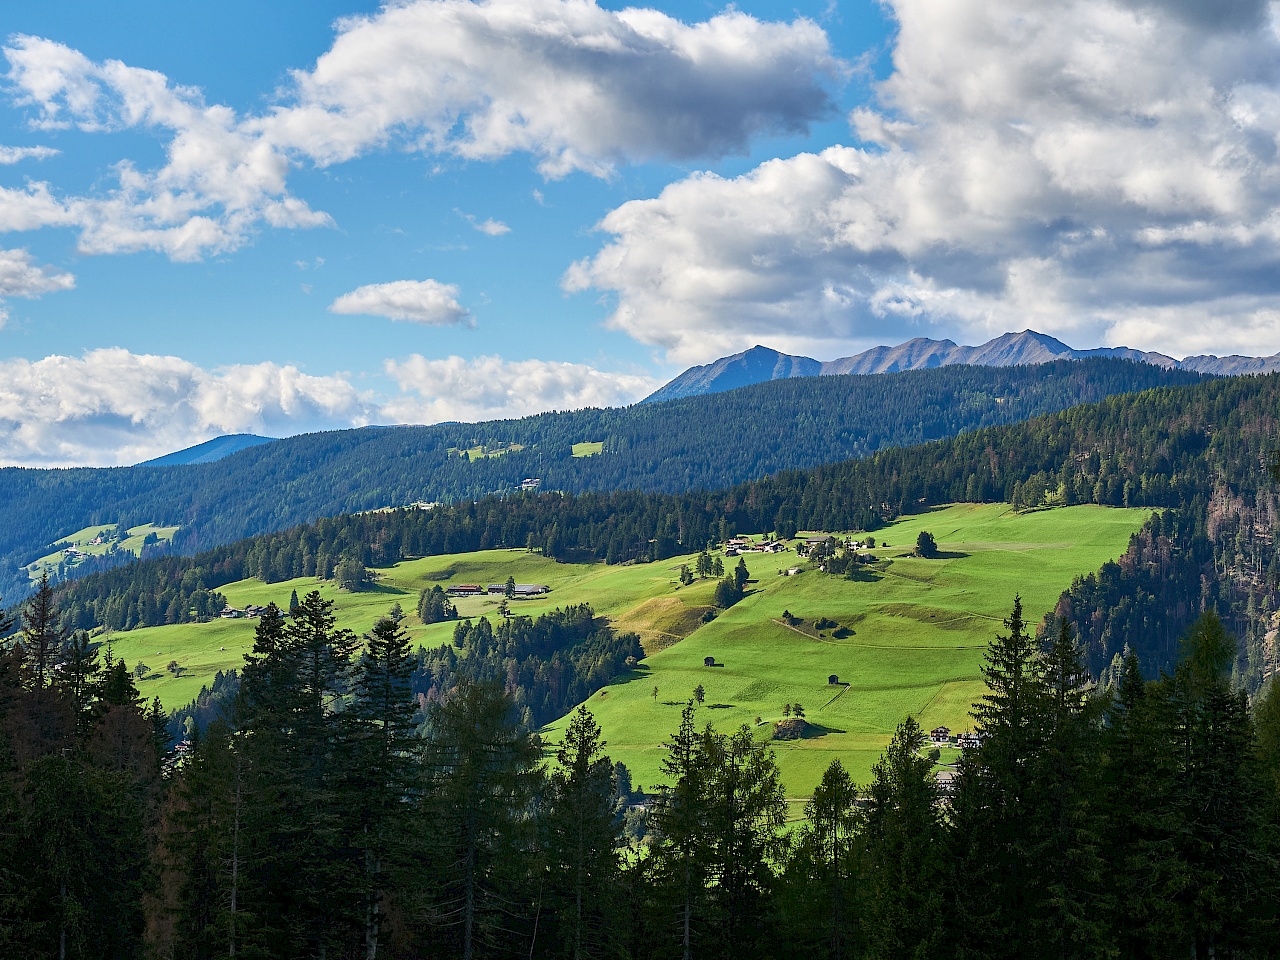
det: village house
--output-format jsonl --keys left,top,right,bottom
{"left": 447, "top": 584, "right": 483, "bottom": 596}
{"left": 220, "top": 607, "right": 245, "bottom": 619}
{"left": 520, "top": 478, "right": 541, "bottom": 491}
{"left": 931, "top": 725, "right": 951, "bottom": 744}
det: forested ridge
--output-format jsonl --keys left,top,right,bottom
{"left": 2, "top": 570, "right": 1278, "bottom": 958}
{"left": 31, "top": 370, "right": 1280, "bottom": 693}
{"left": 0, "top": 358, "right": 1198, "bottom": 603}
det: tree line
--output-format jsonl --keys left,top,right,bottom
{"left": 0, "top": 358, "right": 1199, "bottom": 604}
{"left": 2, "top": 571, "right": 1278, "bottom": 958}
{"left": 25, "top": 370, "right": 1280, "bottom": 696}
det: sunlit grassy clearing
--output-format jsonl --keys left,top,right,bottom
{"left": 99, "top": 504, "right": 1147, "bottom": 796}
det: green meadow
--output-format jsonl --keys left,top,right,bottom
{"left": 541, "top": 503, "right": 1150, "bottom": 796}
{"left": 98, "top": 503, "right": 1148, "bottom": 796}
{"left": 27, "top": 522, "right": 180, "bottom": 583}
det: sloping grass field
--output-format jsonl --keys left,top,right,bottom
{"left": 27, "top": 522, "right": 181, "bottom": 583}
{"left": 98, "top": 504, "right": 1148, "bottom": 795}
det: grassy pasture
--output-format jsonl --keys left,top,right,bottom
{"left": 572, "top": 441, "right": 604, "bottom": 457}
{"left": 448, "top": 442, "right": 525, "bottom": 459}
{"left": 542, "top": 503, "right": 1150, "bottom": 796}
{"left": 27, "top": 522, "right": 180, "bottom": 583}
{"left": 97, "top": 503, "right": 1147, "bottom": 796}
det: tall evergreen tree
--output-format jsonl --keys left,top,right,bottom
{"left": 19, "top": 572, "right": 66, "bottom": 690}
{"left": 700, "top": 724, "right": 786, "bottom": 959}
{"left": 648, "top": 701, "right": 712, "bottom": 960}
{"left": 421, "top": 678, "right": 540, "bottom": 960}
{"left": 1159, "top": 612, "right": 1274, "bottom": 957}
{"left": 540, "top": 704, "right": 623, "bottom": 960}
{"left": 948, "top": 596, "right": 1046, "bottom": 959}
{"left": 349, "top": 614, "right": 420, "bottom": 960}
{"left": 863, "top": 716, "right": 943, "bottom": 960}
{"left": 782, "top": 759, "right": 863, "bottom": 960}
{"left": 1026, "top": 618, "right": 1109, "bottom": 958}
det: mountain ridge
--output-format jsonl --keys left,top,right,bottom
{"left": 138, "top": 433, "right": 275, "bottom": 467}
{"left": 644, "top": 329, "right": 1277, "bottom": 402}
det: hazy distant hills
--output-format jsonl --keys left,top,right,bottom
{"left": 138, "top": 434, "right": 274, "bottom": 466}
{"left": 0, "top": 358, "right": 1202, "bottom": 604}
{"left": 644, "top": 329, "right": 1280, "bottom": 402}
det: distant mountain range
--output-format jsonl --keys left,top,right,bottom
{"left": 643, "top": 329, "right": 1280, "bottom": 402}
{"left": 138, "top": 434, "right": 274, "bottom": 467}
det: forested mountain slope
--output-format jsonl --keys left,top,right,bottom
{"left": 0, "top": 358, "right": 1195, "bottom": 603}
{"left": 34, "top": 370, "right": 1280, "bottom": 693}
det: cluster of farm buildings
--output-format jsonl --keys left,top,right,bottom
{"left": 445, "top": 583, "right": 550, "bottom": 598}
{"left": 929, "top": 725, "right": 984, "bottom": 750}
{"left": 723, "top": 537, "right": 787, "bottom": 557}
{"left": 219, "top": 604, "right": 271, "bottom": 620}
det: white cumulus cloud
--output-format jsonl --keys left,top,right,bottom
{"left": 1, "top": 2, "right": 837, "bottom": 259}
{"left": 0, "top": 144, "right": 58, "bottom": 163}
{"left": 0, "top": 349, "right": 375, "bottom": 467}
{"left": 329, "top": 279, "right": 472, "bottom": 326}
{"left": 3, "top": 35, "right": 332, "bottom": 260}
{"left": 0, "top": 246, "right": 75, "bottom": 325}
{"left": 568, "top": 0, "right": 1280, "bottom": 362}
{"left": 383, "top": 354, "right": 658, "bottom": 423}
{"left": 261, "top": 0, "right": 840, "bottom": 177}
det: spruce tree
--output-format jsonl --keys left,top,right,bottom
{"left": 649, "top": 701, "right": 712, "bottom": 960}
{"left": 237, "top": 596, "right": 363, "bottom": 956}
{"left": 19, "top": 572, "right": 66, "bottom": 690}
{"left": 1026, "top": 617, "right": 1109, "bottom": 958}
{"left": 948, "top": 595, "right": 1046, "bottom": 959}
{"left": 421, "top": 678, "right": 540, "bottom": 960}
{"left": 864, "top": 716, "right": 943, "bottom": 960}
{"left": 784, "top": 759, "right": 863, "bottom": 959}
{"left": 1160, "top": 612, "right": 1273, "bottom": 956}
{"left": 700, "top": 724, "right": 786, "bottom": 958}
{"left": 541, "top": 704, "right": 623, "bottom": 960}
{"left": 350, "top": 614, "right": 420, "bottom": 959}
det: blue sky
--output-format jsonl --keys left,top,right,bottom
{"left": 3, "top": 0, "right": 1280, "bottom": 465}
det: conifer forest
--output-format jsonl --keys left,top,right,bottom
{"left": 2, "top": 572, "right": 1278, "bottom": 959}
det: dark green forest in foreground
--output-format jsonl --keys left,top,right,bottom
{"left": 0, "top": 358, "right": 1199, "bottom": 603}
{"left": 37, "top": 371, "right": 1280, "bottom": 694}
{"left": 2, "top": 573, "right": 1279, "bottom": 959}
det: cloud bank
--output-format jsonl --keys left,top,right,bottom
{"left": 329, "top": 279, "right": 472, "bottom": 326}
{"left": 0, "top": 348, "right": 657, "bottom": 467}
{"left": 383, "top": 354, "right": 658, "bottom": 423}
{"left": 1, "top": 1, "right": 837, "bottom": 259}
{"left": 568, "top": 0, "right": 1280, "bottom": 362}
{"left": 0, "top": 349, "right": 373, "bottom": 467}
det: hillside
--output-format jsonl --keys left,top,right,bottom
{"left": 98, "top": 503, "right": 1148, "bottom": 795}
{"left": 644, "top": 328, "right": 1274, "bottom": 402}
{"left": 39, "top": 369, "right": 1280, "bottom": 701}
{"left": 0, "top": 357, "right": 1194, "bottom": 604}
{"left": 24, "top": 522, "right": 179, "bottom": 584}
{"left": 550, "top": 503, "right": 1149, "bottom": 792}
